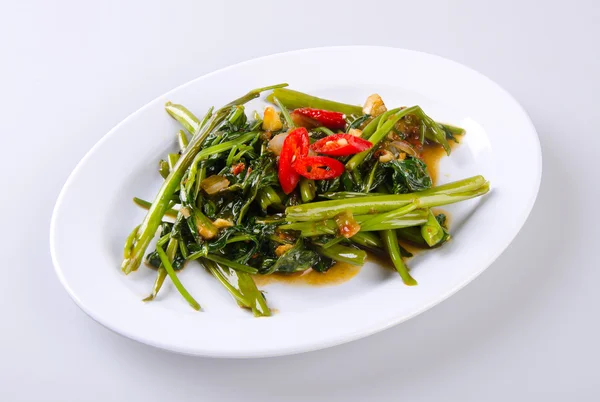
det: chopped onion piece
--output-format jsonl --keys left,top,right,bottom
{"left": 388, "top": 140, "right": 419, "bottom": 157}
{"left": 268, "top": 132, "right": 288, "bottom": 156}
{"left": 200, "top": 175, "right": 230, "bottom": 195}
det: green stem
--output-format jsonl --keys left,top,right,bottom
{"left": 316, "top": 244, "right": 367, "bottom": 266}
{"left": 319, "top": 191, "right": 372, "bottom": 200}
{"left": 199, "top": 107, "right": 214, "bottom": 131}
{"left": 259, "top": 186, "right": 283, "bottom": 211}
{"left": 321, "top": 236, "right": 346, "bottom": 249}
{"left": 226, "top": 145, "right": 238, "bottom": 167}
{"left": 142, "top": 268, "right": 167, "bottom": 302}
{"left": 204, "top": 259, "right": 252, "bottom": 307}
{"left": 156, "top": 232, "right": 171, "bottom": 247}
{"left": 204, "top": 254, "right": 259, "bottom": 274}
{"left": 380, "top": 229, "right": 417, "bottom": 286}
{"left": 421, "top": 209, "right": 445, "bottom": 247}
{"left": 167, "top": 153, "right": 180, "bottom": 171}
{"left": 142, "top": 238, "right": 178, "bottom": 302}
{"left": 156, "top": 244, "right": 201, "bottom": 310}
{"left": 177, "top": 130, "right": 189, "bottom": 151}
{"left": 360, "top": 114, "right": 383, "bottom": 139}
{"left": 158, "top": 160, "right": 170, "bottom": 179}
{"left": 123, "top": 225, "right": 140, "bottom": 259}
{"left": 165, "top": 102, "right": 201, "bottom": 135}
{"left": 376, "top": 108, "right": 402, "bottom": 130}
{"left": 179, "top": 239, "right": 189, "bottom": 258}
{"left": 440, "top": 122, "right": 465, "bottom": 136}
{"left": 414, "top": 108, "right": 451, "bottom": 155}
{"left": 363, "top": 161, "right": 379, "bottom": 193}
{"left": 272, "top": 96, "right": 295, "bottom": 129}
{"left": 226, "top": 235, "right": 255, "bottom": 244}
{"left": 299, "top": 177, "right": 316, "bottom": 203}
{"left": 285, "top": 176, "right": 488, "bottom": 222}
{"left": 133, "top": 197, "right": 178, "bottom": 218}
{"left": 264, "top": 186, "right": 282, "bottom": 206}
{"left": 280, "top": 210, "right": 428, "bottom": 236}
{"left": 228, "top": 105, "right": 245, "bottom": 124}
{"left": 204, "top": 259, "right": 270, "bottom": 317}
{"left": 237, "top": 271, "right": 270, "bottom": 317}
{"left": 359, "top": 202, "right": 418, "bottom": 231}
{"left": 266, "top": 88, "right": 363, "bottom": 115}
{"left": 313, "top": 126, "right": 335, "bottom": 136}
{"left": 254, "top": 216, "right": 287, "bottom": 225}
{"left": 350, "top": 231, "right": 383, "bottom": 249}
{"left": 258, "top": 190, "right": 272, "bottom": 211}
{"left": 396, "top": 226, "right": 428, "bottom": 247}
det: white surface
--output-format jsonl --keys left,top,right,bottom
{"left": 51, "top": 47, "right": 540, "bottom": 357}
{"left": 1, "top": 0, "right": 598, "bottom": 400}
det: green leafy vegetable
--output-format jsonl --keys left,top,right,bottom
{"left": 122, "top": 86, "right": 489, "bottom": 315}
{"left": 382, "top": 157, "right": 432, "bottom": 194}
{"left": 266, "top": 238, "right": 322, "bottom": 274}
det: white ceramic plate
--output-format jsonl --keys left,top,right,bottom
{"left": 50, "top": 47, "right": 542, "bottom": 357}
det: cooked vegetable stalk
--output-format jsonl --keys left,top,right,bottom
{"left": 121, "top": 84, "right": 288, "bottom": 274}
{"left": 280, "top": 210, "right": 428, "bottom": 236}
{"left": 165, "top": 102, "right": 201, "bottom": 135}
{"left": 421, "top": 209, "right": 445, "bottom": 247}
{"left": 158, "top": 160, "right": 170, "bottom": 179}
{"left": 380, "top": 229, "right": 416, "bottom": 286}
{"left": 272, "top": 96, "right": 295, "bottom": 129}
{"left": 359, "top": 114, "right": 383, "bottom": 139}
{"left": 359, "top": 202, "right": 418, "bottom": 232}
{"left": 123, "top": 225, "right": 140, "bottom": 259}
{"left": 413, "top": 108, "right": 451, "bottom": 155}
{"left": 350, "top": 231, "right": 383, "bottom": 249}
{"left": 396, "top": 226, "right": 428, "bottom": 247}
{"left": 316, "top": 244, "right": 367, "bottom": 266}
{"left": 299, "top": 177, "right": 316, "bottom": 203}
{"left": 142, "top": 237, "right": 178, "bottom": 302}
{"left": 285, "top": 176, "right": 489, "bottom": 222}
{"left": 259, "top": 186, "right": 283, "bottom": 210}
{"left": 440, "top": 123, "right": 465, "bottom": 137}
{"left": 203, "top": 254, "right": 259, "bottom": 274}
{"left": 167, "top": 153, "right": 179, "bottom": 171}
{"left": 156, "top": 244, "right": 200, "bottom": 310}
{"left": 133, "top": 197, "right": 178, "bottom": 218}
{"left": 177, "top": 130, "right": 189, "bottom": 151}
{"left": 267, "top": 88, "right": 363, "bottom": 115}
{"left": 204, "top": 259, "right": 270, "bottom": 317}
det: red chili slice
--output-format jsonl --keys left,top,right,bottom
{"left": 291, "top": 108, "right": 346, "bottom": 130}
{"left": 292, "top": 156, "right": 345, "bottom": 180}
{"left": 278, "top": 127, "right": 309, "bottom": 194}
{"left": 310, "top": 133, "right": 373, "bottom": 156}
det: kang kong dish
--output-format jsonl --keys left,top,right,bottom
{"left": 121, "top": 84, "right": 489, "bottom": 316}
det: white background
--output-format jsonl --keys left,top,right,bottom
{"left": 1, "top": 1, "right": 599, "bottom": 401}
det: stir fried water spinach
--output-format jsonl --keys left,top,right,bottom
{"left": 122, "top": 85, "right": 489, "bottom": 315}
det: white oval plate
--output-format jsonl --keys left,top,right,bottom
{"left": 50, "top": 47, "right": 541, "bottom": 357}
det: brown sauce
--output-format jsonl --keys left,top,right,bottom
{"left": 421, "top": 137, "right": 461, "bottom": 185}
{"left": 365, "top": 251, "right": 397, "bottom": 270}
{"left": 252, "top": 262, "right": 361, "bottom": 287}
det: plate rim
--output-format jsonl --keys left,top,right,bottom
{"left": 50, "top": 46, "right": 543, "bottom": 358}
